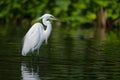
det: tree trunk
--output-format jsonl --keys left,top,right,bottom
{"left": 94, "top": 7, "right": 106, "bottom": 41}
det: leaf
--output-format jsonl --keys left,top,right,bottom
{"left": 87, "top": 12, "right": 96, "bottom": 20}
{"left": 94, "top": 0, "right": 109, "bottom": 7}
{"left": 55, "top": 0, "right": 70, "bottom": 11}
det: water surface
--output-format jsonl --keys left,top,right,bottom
{"left": 0, "top": 26, "right": 120, "bottom": 80}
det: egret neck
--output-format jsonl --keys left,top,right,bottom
{"left": 42, "top": 18, "right": 52, "bottom": 44}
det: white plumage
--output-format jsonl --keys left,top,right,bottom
{"left": 22, "top": 14, "right": 57, "bottom": 56}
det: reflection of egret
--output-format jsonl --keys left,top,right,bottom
{"left": 21, "top": 62, "right": 41, "bottom": 80}
{"left": 22, "top": 14, "right": 57, "bottom": 56}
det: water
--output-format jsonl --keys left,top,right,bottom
{"left": 0, "top": 26, "right": 120, "bottom": 80}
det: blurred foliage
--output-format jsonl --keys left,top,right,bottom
{"left": 106, "top": 30, "right": 120, "bottom": 43}
{"left": 0, "top": 0, "right": 120, "bottom": 27}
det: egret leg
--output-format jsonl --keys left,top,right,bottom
{"left": 37, "top": 63, "right": 39, "bottom": 73}
{"left": 37, "top": 49, "right": 40, "bottom": 62}
{"left": 32, "top": 51, "right": 34, "bottom": 61}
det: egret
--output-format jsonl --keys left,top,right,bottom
{"left": 22, "top": 13, "right": 57, "bottom": 56}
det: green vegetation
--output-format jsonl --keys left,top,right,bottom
{"left": 0, "top": 0, "right": 120, "bottom": 42}
{"left": 0, "top": 0, "right": 120, "bottom": 27}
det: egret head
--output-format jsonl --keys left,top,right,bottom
{"left": 36, "top": 13, "right": 57, "bottom": 21}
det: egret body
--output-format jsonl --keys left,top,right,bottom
{"left": 22, "top": 14, "right": 57, "bottom": 56}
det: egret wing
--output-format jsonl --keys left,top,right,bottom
{"left": 22, "top": 23, "right": 44, "bottom": 56}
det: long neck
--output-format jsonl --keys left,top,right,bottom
{"left": 42, "top": 18, "right": 52, "bottom": 44}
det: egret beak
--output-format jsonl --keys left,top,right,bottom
{"left": 51, "top": 17, "right": 58, "bottom": 20}
{"left": 55, "top": 18, "right": 62, "bottom": 22}
{"left": 52, "top": 17, "right": 62, "bottom": 22}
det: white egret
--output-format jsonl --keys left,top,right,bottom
{"left": 22, "top": 13, "right": 57, "bottom": 56}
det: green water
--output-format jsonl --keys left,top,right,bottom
{"left": 0, "top": 26, "right": 120, "bottom": 80}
